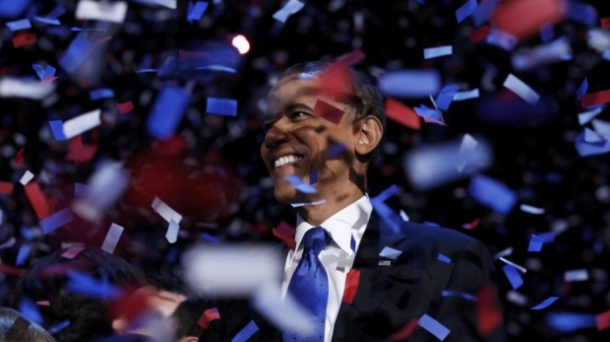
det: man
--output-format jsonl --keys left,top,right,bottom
{"left": 200, "top": 61, "right": 505, "bottom": 341}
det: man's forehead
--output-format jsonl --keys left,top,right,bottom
{"left": 268, "top": 75, "right": 354, "bottom": 106}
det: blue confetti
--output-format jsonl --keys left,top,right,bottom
{"left": 455, "top": 0, "right": 477, "bottom": 24}
{"left": 309, "top": 171, "right": 318, "bottom": 185}
{"left": 528, "top": 234, "right": 544, "bottom": 252}
{"left": 414, "top": 104, "right": 443, "bottom": 121}
{"left": 468, "top": 174, "right": 517, "bottom": 215}
{"left": 371, "top": 199, "right": 402, "bottom": 240}
{"left": 531, "top": 296, "right": 559, "bottom": 310}
{"left": 372, "top": 184, "right": 398, "bottom": 203}
{"left": 19, "top": 297, "right": 43, "bottom": 325}
{"left": 284, "top": 175, "right": 317, "bottom": 194}
{"left": 418, "top": 314, "right": 450, "bottom": 341}
{"left": 566, "top": 1, "right": 597, "bottom": 27}
{"left": 201, "top": 233, "right": 220, "bottom": 243}
{"left": 539, "top": 22, "right": 554, "bottom": 42}
{"left": 206, "top": 97, "right": 238, "bottom": 117}
{"left": 66, "top": 271, "right": 123, "bottom": 300}
{"left": 32, "top": 64, "right": 56, "bottom": 80}
{"left": 15, "top": 244, "right": 30, "bottom": 266}
{"left": 502, "top": 264, "right": 524, "bottom": 290}
{"left": 6, "top": 18, "right": 31, "bottom": 31}
{"left": 577, "top": 78, "right": 588, "bottom": 100}
{"left": 574, "top": 130, "right": 610, "bottom": 157}
{"left": 326, "top": 143, "right": 346, "bottom": 158}
{"left": 187, "top": 1, "right": 208, "bottom": 23}
{"left": 441, "top": 290, "right": 477, "bottom": 301}
{"left": 435, "top": 85, "right": 460, "bottom": 111}
{"left": 146, "top": 85, "right": 189, "bottom": 140}
{"left": 378, "top": 70, "right": 441, "bottom": 99}
{"left": 45, "top": 5, "right": 66, "bottom": 19}
{"left": 48, "top": 320, "right": 70, "bottom": 334}
{"left": 40, "top": 208, "right": 74, "bottom": 234}
{"left": 48, "top": 120, "right": 67, "bottom": 141}
{"left": 59, "top": 33, "right": 95, "bottom": 74}
{"left": 537, "top": 232, "right": 555, "bottom": 243}
{"left": 437, "top": 253, "right": 452, "bottom": 264}
{"left": 89, "top": 88, "right": 115, "bottom": 100}
{"left": 472, "top": 0, "right": 498, "bottom": 26}
{"left": 0, "top": 0, "right": 32, "bottom": 19}
{"left": 545, "top": 313, "right": 596, "bottom": 333}
{"left": 74, "top": 183, "right": 89, "bottom": 196}
{"left": 33, "top": 16, "right": 61, "bottom": 25}
{"left": 20, "top": 226, "right": 35, "bottom": 240}
{"left": 196, "top": 65, "right": 237, "bottom": 73}
{"left": 231, "top": 320, "right": 258, "bottom": 342}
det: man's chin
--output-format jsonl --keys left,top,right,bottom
{"left": 273, "top": 188, "right": 304, "bottom": 205}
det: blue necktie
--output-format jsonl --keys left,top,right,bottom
{"left": 283, "top": 227, "right": 330, "bottom": 342}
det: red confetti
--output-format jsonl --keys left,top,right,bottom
{"left": 65, "top": 135, "right": 98, "bottom": 164}
{"left": 61, "top": 245, "right": 86, "bottom": 259}
{"left": 601, "top": 17, "right": 610, "bottom": 28}
{"left": 14, "top": 147, "right": 24, "bottom": 165}
{"left": 0, "top": 263, "right": 25, "bottom": 276}
{"left": 24, "top": 181, "right": 53, "bottom": 220}
{"left": 335, "top": 49, "right": 366, "bottom": 67}
{"left": 462, "top": 218, "right": 480, "bottom": 230}
{"left": 385, "top": 99, "right": 421, "bottom": 130}
{"left": 476, "top": 283, "right": 504, "bottom": 336}
{"left": 12, "top": 31, "right": 37, "bottom": 48}
{"left": 198, "top": 307, "right": 221, "bottom": 329}
{"left": 597, "top": 309, "right": 610, "bottom": 331}
{"left": 41, "top": 76, "right": 59, "bottom": 83}
{"left": 580, "top": 89, "right": 610, "bottom": 108}
{"left": 117, "top": 101, "right": 134, "bottom": 114}
{"left": 272, "top": 221, "right": 296, "bottom": 251}
{"left": 313, "top": 99, "right": 344, "bottom": 125}
{"left": 36, "top": 300, "right": 50, "bottom": 306}
{"left": 342, "top": 269, "right": 360, "bottom": 304}
{"left": 389, "top": 318, "right": 419, "bottom": 341}
{"left": 491, "top": 0, "right": 564, "bottom": 40}
{"left": 469, "top": 25, "right": 490, "bottom": 43}
{"left": 0, "top": 181, "right": 14, "bottom": 195}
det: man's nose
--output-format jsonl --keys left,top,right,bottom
{"left": 263, "top": 118, "right": 291, "bottom": 149}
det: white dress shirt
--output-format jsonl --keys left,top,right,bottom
{"left": 281, "top": 195, "right": 373, "bottom": 342}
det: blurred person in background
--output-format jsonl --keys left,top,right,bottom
{"left": 0, "top": 307, "right": 56, "bottom": 342}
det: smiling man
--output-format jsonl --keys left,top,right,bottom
{"left": 199, "top": 61, "right": 505, "bottom": 342}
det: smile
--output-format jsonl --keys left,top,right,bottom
{"left": 273, "top": 155, "right": 303, "bottom": 169}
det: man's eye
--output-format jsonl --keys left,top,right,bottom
{"left": 290, "top": 111, "right": 309, "bottom": 118}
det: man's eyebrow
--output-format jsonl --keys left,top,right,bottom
{"left": 263, "top": 103, "right": 313, "bottom": 122}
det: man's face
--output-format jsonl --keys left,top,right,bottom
{"left": 260, "top": 73, "right": 360, "bottom": 204}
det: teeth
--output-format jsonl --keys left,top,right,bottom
{"left": 274, "top": 155, "right": 303, "bottom": 169}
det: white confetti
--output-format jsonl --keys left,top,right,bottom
{"left": 379, "top": 246, "right": 402, "bottom": 260}
{"left": 72, "top": 162, "right": 130, "bottom": 221}
{"left": 453, "top": 88, "right": 480, "bottom": 101}
{"left": 19, "top": 170, "right": 35, "bottom": 185}
{"left": 165, "top": 219, "right": 179, "bottom": 244}
{"left": 75, "top": 0, "right": 128, "bottom": 24}
{"left": 423, "top": 45, "right": 453, "bottom": 59}
{"left": 251, "top": 284, "right": 314, "bottom": 334}
{"left": 272, "top": 0, "right": 305, "bottom": 23}
{"left": 499, "top": 257, "right": 528, "bottom": 274}
{"left": 503, "top": 74, "right": 540, "bottom": 106}
{"left": 152, "top": 197, "right": 183, "bottom": 224}
{"left": 592, "top": 119, "right": 610, "bottom": 137}
{"left": 62, "top": 109, "right": 102, "bottom": 140}
{"left": 578, "top": 107, "right": 603, "bottom": 125}
{"left": 0, "top": 77, "right": 56, "bottom": 100}
{"left": 493, "top": 247, "right": 514, "bottom": 260}
{"left": 101, "top": 223, "right": 124, "bottom": 254}
{"left": 506, "top": 290, "right": 528, "bottom": 306}
{"left": 511, "top": 37, "right": 572, "bottom": 71}
{"left": 564, "top": 269, "right": 589, "bottom": 282}
{"left": 520, "top": 204, "right": 545, "bottom": 215}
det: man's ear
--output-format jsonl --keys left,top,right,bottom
{"left": 179, "top": 336, "right": 199, "bottom": 342}
{"left": 355, "top": 115, "right": 383, "bottom": 156}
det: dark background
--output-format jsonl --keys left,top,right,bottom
{"left": 1, "top": 0, "right": 610, "bottom": 341}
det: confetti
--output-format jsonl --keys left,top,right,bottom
{"left": 580, "top": 89, "right": 610, "bottom": 108}
{"left": 455, "top": 0, "right": 477, "bottom": 23}
{"left": 472, "top": 0, "right": 498, "bottom": 26}
{"left": 511, "top": 37, "right": 572, "bottom": 71}
{"left": 6, "top": 19, "right": 31, "bottom": 31}
{"left": 12, "top": 31, "right": 37, "bottom": 48}
{"left": 469, "top": 175, "right": 517, "bottom": 215}
{"left": 343, "top": 269, "right": 360, "bottom": 304}
{"left": 0, "top": 77, "right": 55, "bottom": 100}
{"left": 453, "top": 88, "right": 479, "bottom": 101}
{"left": 565, "top": 1, "right": 597, "bottom": 27}
{"left": 435, "top": 85, "right": 460, "bottom": 110}
{"left": 389, "top": 319, "right": 419, "bottom": 341}
{"left": 40, "top": 208, "right": 74, "bottom": 234}
{"left": 24, "top": 182, "right": 52, "bottom": 220}
{"left": 0, "top": 237, "right": 16, "bottom": 250}
{"left": 72, "top": 161, "right": 129, "bottom": 221}
{"left": 61, "top": 245, "right": 86, "bottom": 259}
{"left": 197, "top": 308, "right": 220, "bottom": 329}
{"left": 531, "top": 296, "right": 558, "bottom": 310}
{"left": 62, "top": 109, "right": 102, "bottom": 140}
{"left": 574, "top": 130, "right": 610, "bottom": 157}
{"left": 101, "top": 223, "right": 124, "bottom": 254}
{"left": 476, "top": 284, "right": 504, "bottom": 336}
{"left": 19, "top": 297, "right": 43, "bottom": 325}
{"left": 469, "top": 25, "right": 490, "bottom": 43}
{"left": 385, "top": 99, "right": 421, "bottom": 130}
{"left": 49, "top": 120, "right": 67, "bottom": 141}
{"left": 491, "top": 0, "right": 565, "bottom": 39}
{"left": 0, "top": 181, "right": 14, "bottom": 194}
{"left": 528, "top": 234, "right": 544, "bottom": 252}
{"left": 578, "top": 106, "right": 603, "bottom": 125}
{"left": 502, "top": 264, "right": 524, "bottom": 290}
{"left": 499, "top": 257, "right": 528, "bottom": 273}
{"left": 503, "top": 74, "right": 540, "bottom": 106}
{"left": 165, "top": 219, "right": 179, "bottom": 244}
{"left": 290, "top": 199, "right": 326, "bottom": 207}
{"left": 592, "top": 119, "right": 610, "bottom": 136}
{"left": 423, "top": 46, "right": 453, "bottom": 59}
{"left": 313, "top": 99, "right": 344, "bottom": 124}
{"left": 89, "top": 88, "right": 114, "bottom": 100}
{"left": 577, "top": 77, "right": 589, "bottom": 100}
{"left": 418, "top": 314, "right": 450, "bottom": 341}
{"left": 379, "top": 70, "right": 441, "bottom": 99}
{"left": 33, "top": 16, "right": 61, "bottom": 25}
{"left": 272, "top": 0, "right": 305, "bottom": 23}
{"left": 232, "top": 320, "right": 259, "bottom": 342}
{"left": 437, "top": 253, "right": 451, "bottom": 264}
{"left": 272, "top": 221, "right": 296, "bottom": 250}
{"left": 539, "top": 22, "right": 554, "bottom": 42}
{"left": 19, "top": 170, "right": 34, "bottom": 185}
{"left": 66, "top": 271, "right": 123, "bottom": 299}
{"left": 146, "top": 85, "right": 189, "bottom": 140}
{"left": 442, "top": 290, "right": 477, "bottom": 301}
{"left": 602, "top": 17, "right": 610, "bottom": 29}
{"left": 187, "top": 1, "right": 208, "bottom": 23}
{"left": 520, "top": 204, "right": 545, "bottom": 214}
{"left": 0, "top": 0, "right": 32, "bottom": 18}
{"left": 75, "top": 0, "right": 128, "bottom": 23}
{"left": 564, "top": 269, "right": 588, "bottom": 282}
{"left": 545, "top": 313, "right": 596, "bottom": 333}
{"left": 206, "top": 97, "right": 238, "bottom": 117}
{"left": 485, "top": 28, "right": 518, "bottom": 50}
{"left": 379, "top": 246, "right": 402, "bottom": 259}
{"left": 15, "top": 244, "right": 30, "bottom": 266}
{"left": 251, "top": 284, "right": 314, "bottom": 335}
{"left": 584, "top": 128, "right": 604, "bottom": 143}
{"left": 597, "top": 310, "right": 610, "bottom": 331}
{"left": 284, "top": 175, "right": 317, "bottom": 194}
{"left": 116, "top": 101, "right": 134, "bottom": 114}
{"left": 48, "top": 320, "right": 71, "bottom": 334}
{"left": 183, "top": 244, "right": 282, "bottom": 296}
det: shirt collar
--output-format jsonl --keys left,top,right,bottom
{"left": 294, "top": 195, "right": 373, "bottom": 258}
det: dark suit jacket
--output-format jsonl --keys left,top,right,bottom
{"left": 199, "top": 213, "right": 506, "bottom": 341}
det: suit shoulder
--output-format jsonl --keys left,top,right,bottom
{"left": 400, "top": 221, "right": 481, "bottom": 250}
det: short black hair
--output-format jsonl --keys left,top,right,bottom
{"left": 278, "top": 61, "right": 386, "bottom": 164}
{"left": 13, "top": 248, "right": 148, "bottom": 342}
{"left": 170, "top": 298, "right": 208, "bottom": 339}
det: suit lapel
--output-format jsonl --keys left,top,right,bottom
{"left": 333, "top": 214, "right": 428, "bottom": 341}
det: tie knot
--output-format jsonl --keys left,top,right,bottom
{"left": 302, "top": 227, "right": 328, "bottom": 255}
